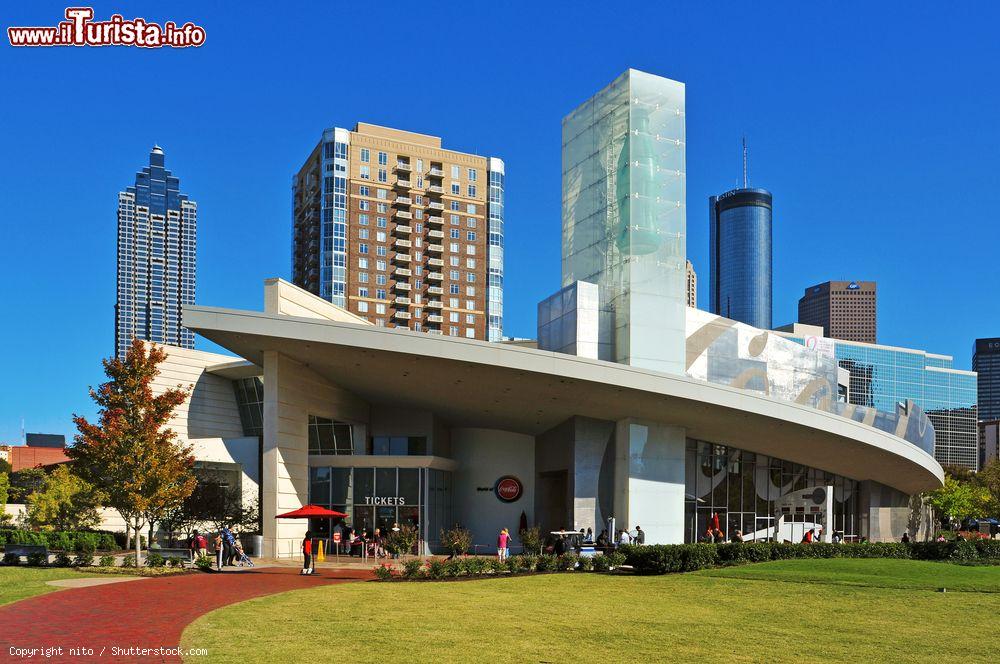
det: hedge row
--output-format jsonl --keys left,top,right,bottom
{"left": 620, "top": 540, "right": 1000, "bottom": 575}
{"left": 0, "top": 529, "right": 119, "bottom": 552}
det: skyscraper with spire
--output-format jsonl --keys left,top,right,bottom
{"left": 115, "top": 146, "right": 197, "bottom": 358}
{"left": 709, "top": 139, "right": 773, "bottom": 329}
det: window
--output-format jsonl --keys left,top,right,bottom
{"left": 359, "top": 200, "right": 370, "bottom": 211}
{"left": 450, "top": 284, "right": 460, "bottom": 295}
{"left": 377, "top": 217, "right": 388, "bottom": 228}
{"left": 414, "top": 209, "right": 424, "bottom": 219}
{"left": 358, "top": 214, "right": 369, "bottom": 226}
{"left": 451, "top": 182, "right": 460, "bottom": 195}
{"left": 377, "top": 188, "right": 387, "bottom": 199}
{"left": 416, "top": 159, "right": 424, "bottom": 173}
{"left": 360, "top": 148, "right": 370, "bottom": 163}
{"left": 377, "top": 260, "right": 386, "bottom": 271}
{"left": 450, "top": 201, "right": 460, "bottom": 211}
{"left": 358, "top": 258, "right": 368, "bottom": 269}
{"left": 468, "top": 185, "right": 476, "bottom": 197}
{"left": 377, "top": 246, "right": 387, "bottom": 256}
{"left": 359, "top": 165, "right": 370, "bottom": 179}
{"left": 449, "top": 297, "right": 459, "bottom": 307}
{"left": 467, "top": 204, "right": 476, "bottom": 214}
{"left": 376, "top": 303, "right": 386, "bottom": 315}
{"left": 466, "top": 273, "right": 476, "bottom": 283}
{"left": 359, "top": 185, "right": 370, "bottom": 197}
{"left": 376, "top": 274, "right": 387, "bottom": 285}
{"left": 467, "top": 231, "right": 476, "bottom": 241}
{"left": 377, "top": 203, "right": 387, "bottom": 213}
{"left": 377, "top": 289, "right": 386, "bottom": 300}
{"left": 450, "top": 312, "right": 459, "bottom": 323}
{"left": 466, "top": 286, "right": 476, "bottom": 296}
{"left": 358, "top": 272, "right": 369, "bottom": 283}
{"left": 465, "top": 299, "right": 474, "bottom": 309}
{"left": 308, "top": 415, "right": 354, "bottom": 455}
{"left": 450, "top": 256, "right": 459, "bottom": 266}
{"left": 371, "top": 436, "right": 428, "bottom": 455}
{"left": 466, "top": 258, "right": 476, "bottom": 268}
{"left": 359, "top": 229, "right": 369, "bottom": 239}
{"left": 376, "top": 231, "right": 386, "bottom": 243}
{"left": 468, "top": 168, "right": 477, "bottom": 181}
{"left": 359, "top": 287, "right": 369, "bottom": 297}
{"left": 449, "top": 326, "right": 459, "bottom": 336}
{"left": 465, "top": 328, "right": 476, "bottom": 338}
{"left": 467, "top": 218, "right": 476, "bottom": 228}
{"left": 378, "top": 169, "right": 387, "bottom": 183}
{"left": 414, "top": 195, "right": 423, "bottom": 205}
{"left": 466, "top": 245, "right": 476, "bottom": 255}
{"left": 450, "top": 270, "right": 460, "bottom": 280}
{"left": 378, "top": 151, "right": 388, "bottom": 165}
{"left": 466, "top": 314, "right": 475, "bottom": 324}
{"left": 415, "top": 265, "right": 424, "bottom": 275}
{"left": 451, "top": 165, "right": 460, "bottom": 178}
{"left": 358, "top": 301, "right": 369, "bottom": 313}
{"left": 359, "top": 243, "right": 369, "bottom": 254}
{"left": 450, "top": 229, "right": 460, "bottom": 239}
{"left": 450, "top": 214, "right": 460, "bottom": 225}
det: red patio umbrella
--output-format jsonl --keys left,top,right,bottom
{"left": 275, "top": 505, "right": 347, "bottom": 573}
{"left": 276, "top": 504, "right": 347, "bottom": 519}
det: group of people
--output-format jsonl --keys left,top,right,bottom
{"left": 700, "top": 527, "right": 739, "bottom": 543}
{"left": 187, "top": 526, "right": 253, "bottom": 570}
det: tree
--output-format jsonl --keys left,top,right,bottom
{"left": 26, "top": 465, "right": 105, "bottom": 531}
{"left": 0, "top": 472, "right": 10, "bottom": 526}
{"left": 925, "top": 476, "right": 990, "bottom": 527}
{"left": 8, "top": 467, "right": 46, "bottom": 503}
{"left": 0, "top": 457, "right": 11, "bottom": 474}
{"left": 70, "top": 339, "right": 197, "bottom": 564}
{"left": 977, "top": 458, "right": 1000, "bottom": 516}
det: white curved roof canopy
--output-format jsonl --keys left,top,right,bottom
{"left": 184, "top": 305, "right": 944, "bottom": 495}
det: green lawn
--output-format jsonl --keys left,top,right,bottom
{"left": 182, "top": 559, "right": 1000, "bottom": 663}
{"left": 0, "top": 567, "right": 96, "bottom": 606}
{"left": 700, "top": 557, "right": 1000, "bottom": 592}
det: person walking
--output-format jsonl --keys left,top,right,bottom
{"left": 901, "top": 532, "right": 910, "bottom": 544}
{"left": 497, "top": 528, "right": 510, "bottom": 562}
{"left": 301, "top": 530, "right": 313, "bottom": 575}
{"left": 221, "top": 525, "right": 236, "bottom": 566}
{"left": 634, "top": 526, "right": 645, "bottom": 545}
{"left": 214, "top": 532, "right": 224, "bottom": 571}
{"left": 192, "top": 530, "right": 207, "bottom": 560}
{"left": 801, "top": 528, "right": 816, "bottom": 544}
{"left": 619, "top": 528, "right": 631, "bottom": 546}
{"left": 188, "top": 531, "right": 198, "bottom": 563}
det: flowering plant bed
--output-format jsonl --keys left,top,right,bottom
{"left": 372, "top": 552, "right": 626, "bottom": 581}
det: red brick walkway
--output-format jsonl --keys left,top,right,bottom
{"left": 0, "top": 567, "right": 371, "bottom": 663}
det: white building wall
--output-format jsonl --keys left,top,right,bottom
{"left": 152, "top": 344, "right": 245, "bottom": 440}
{"left": 262, "top": 351, "right": 369, "bottom": 557}
{"left": 451, "top": 428, "right": 534, "bottom": 553}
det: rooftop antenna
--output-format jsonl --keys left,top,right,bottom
{"left": 742, "top": 135, "right": 748, "bottom": 189}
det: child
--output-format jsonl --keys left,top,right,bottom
{"left": 301, "top": 530, "right": 313, "bottom": 575}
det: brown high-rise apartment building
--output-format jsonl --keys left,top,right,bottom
{"left": 797, "top": 280, "right": 876, "bottom": 343}
{"left": 292, "top": 123, "right": 504, "bottom": 341}
{"left": 686, "top": 260, "right": 697, "bottom": 308}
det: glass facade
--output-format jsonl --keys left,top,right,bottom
{"left": 973, "top": 338, "right": 1000, "bottom": 422}
{"left": 685, "top": 440, "right": 860, "bottom": 543}
{"left": 233, "top": 377, "right": 264, "bottom": 438}
{"left": 709, "top": 188, "right": 772, "bottom": 330}
{"left": 783, "top": 334, "right": 979, "bottom": 470}
{"left": 307, "top": 466, "right": 452, "bottom": 551}
{"left": 319, "top": 129, "right": 349, "bottom": 306}
{"left": 562, "top": 69, "right": 687, "bottom": 374}
{"left": 115, "top": 146, "right": 196, "bottom": 358}
{"left": 487, "top": 159, "right": 505, "bottom": 342}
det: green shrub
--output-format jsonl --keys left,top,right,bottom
{"left": 373, "top": 564, "right": 394, "bottom": 581}
{"left": 52, "top": 552, "right": 73, "bottom": 567}
{"left": 26, "top": 551, "right": 47, "bottom": 567}
{"left": 591, "top": 554, "right": 610, "bottom": 572}
{"left": 145, "top": 552, "right": 166, "bottom": 568}
{"left": 577, "top": 555, "right": 594, "bottom": 571}
{"left": 557, "top": 553, "right": 579, "bottom": 571}
{"left": 443, "top": 559, "right": 463, "bottom": 578}
{"left": 75, "top": 538, "right": 97, "bottom": 555}
{"left": 402, "top": 559, "right": 424, "bottom": 579}
{"left": 73, "top": 552, "right": 94, "bottom": 567}
{"left": 98, "top": 555, "right": 115, "bottom": 567}
{"left": 195, "top": 555, "right": 213, "bottom": 572}
{"left": 426, "top": 559, "right": 446, "bottom": 580}
{"left": 98, "top": 534, "right": 116, "bottom": 551}
{"left": 535, "top": 554, "right": 558, "bottom": 572}
{"left": 518, "top": 526, "right": 543, "bottom": 555}
{"left": 606, "top": 551, "right": 625, "bottom": 570}
{"left": 3, "top": 552, "right": 20, "bottom": 566}
{"left": 486, "top": 558, "right": 507, "bottom": 574}
{"left": 120, "top": 553, "right": 137, "bottom": 568}
{"left": 464, "top": 557, "right": 487, "bottom": 576}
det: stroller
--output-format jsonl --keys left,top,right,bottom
{"left": 234, "top": 542, "right": 255, "bottom": 567}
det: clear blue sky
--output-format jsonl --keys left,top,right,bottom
{"left": 1, "top": 1, "right": 998, "bottom": 443}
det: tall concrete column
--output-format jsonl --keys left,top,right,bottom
{"left": 614, "top": 419, "right": 686, "bottom": 544}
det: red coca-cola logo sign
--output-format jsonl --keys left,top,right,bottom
{"left": 495, "top": 476, "right": 523, "bottom": 503}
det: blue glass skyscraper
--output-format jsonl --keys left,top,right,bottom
{"left": 115, "top": 146, "right": 197, "bottom": 358}
{"left": 709, "top": 187, "right": 773, "bottom": 329}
